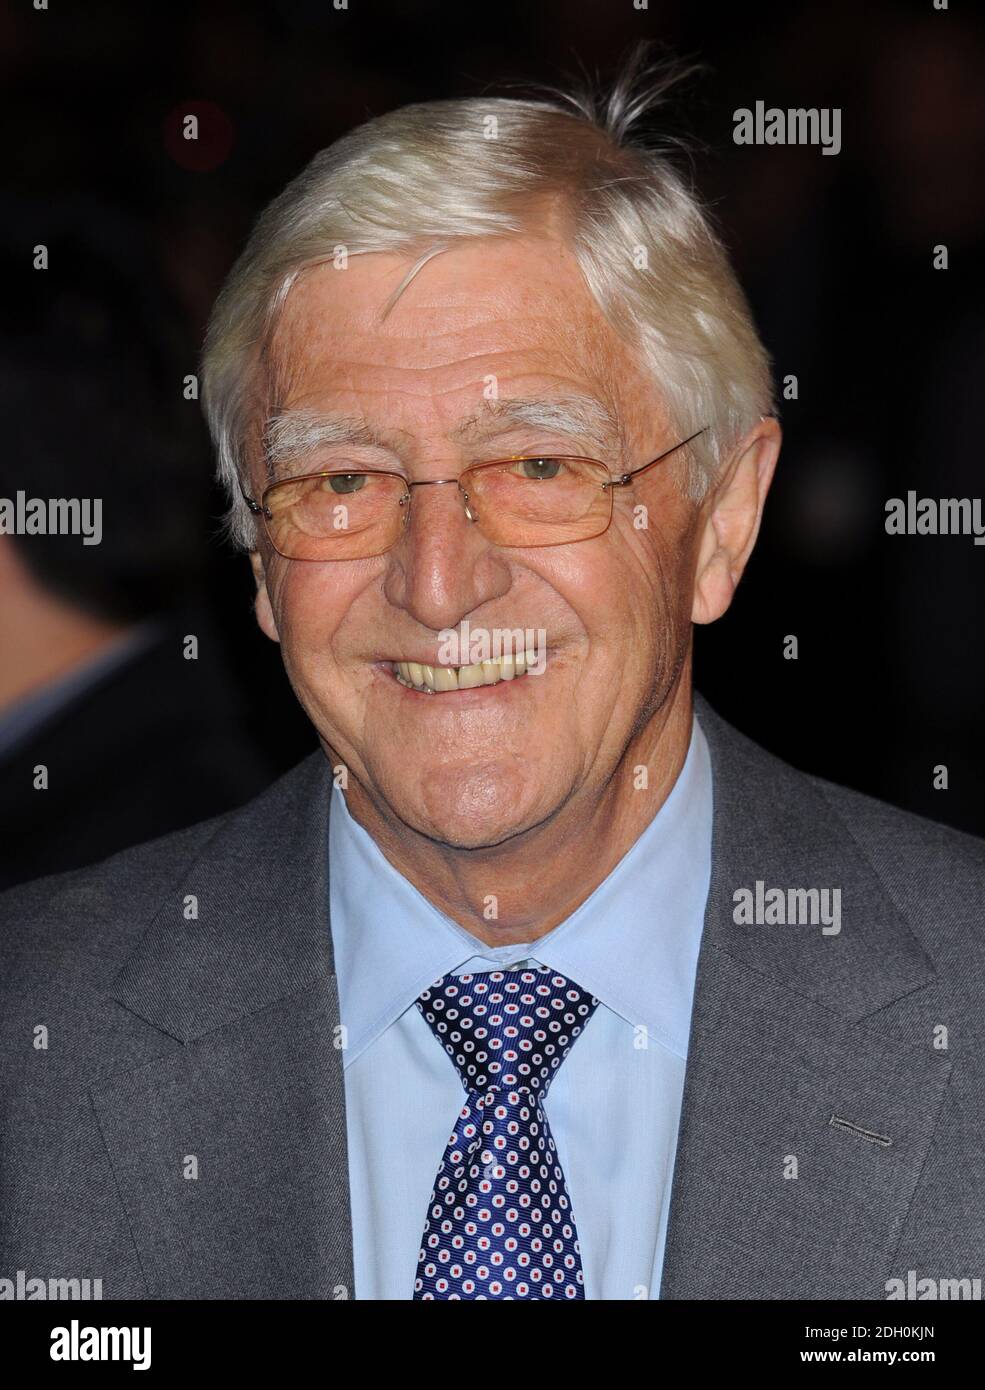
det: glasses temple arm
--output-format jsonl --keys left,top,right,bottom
{"left": 612, "top": 426, "right": 709, "bottom": 486}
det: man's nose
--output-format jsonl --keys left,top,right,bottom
{"left": 382, "top": 475, "right": 510, "bottom": 632}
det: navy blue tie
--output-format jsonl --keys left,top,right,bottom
{"left": 413, "top": 965, "right": 600, "bottom": 1299}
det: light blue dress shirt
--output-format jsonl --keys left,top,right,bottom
{"left": 329, "top": 715, "right": 713, "bottom": 1300}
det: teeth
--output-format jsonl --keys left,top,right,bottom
{"left": 457, "top": 663, "right": 485, "bottom": 688}
{"left": 391, "top": 654, "right": 544, "bottom": 694}
{"left": 430, "top": 665, "right": 458, "bottom": 693}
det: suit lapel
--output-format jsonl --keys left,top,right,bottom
{"left": 92, "top": 752, "right": 355, "bottom": 1298}
{"left": 660, "top": 698, "right": 952, "bottom": 1298}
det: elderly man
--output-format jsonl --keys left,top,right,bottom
{"left": 2, "top": 54, "right": 984, "bottom": 1303}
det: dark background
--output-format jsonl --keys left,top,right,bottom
{"left": 4, "top": 0, "right": 983, "bottom": 835}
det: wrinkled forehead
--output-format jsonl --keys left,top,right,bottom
{"left": 257, "top": 241, "right": 664, "bottom": 464}
{"left": 262, "top": 237, "right": 658, "bottom": 443}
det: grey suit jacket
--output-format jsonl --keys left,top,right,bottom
{"left": 2, "top": 694, "right": 984, "bottom": 1300}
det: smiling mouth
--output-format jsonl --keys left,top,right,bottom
{"left": 389, "top": 652, "right": 542, "bottom": 694}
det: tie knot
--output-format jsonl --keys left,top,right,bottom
{"left": 416, "top": 965, "right": 599, "bottom": 1097}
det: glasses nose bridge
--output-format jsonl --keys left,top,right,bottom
{"left": 403, "top": 475, "right": 479, "bottom": 527}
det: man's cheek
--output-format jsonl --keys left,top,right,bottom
{"left": 273, "top": 586, "right": 329, "bottom": 654}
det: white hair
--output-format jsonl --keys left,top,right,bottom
{"left": 201, "top": 44, "right": 776, "bottom": 551}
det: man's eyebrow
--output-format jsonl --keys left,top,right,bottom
{"left": 451, "top": 394, "right": 622, "bottom": 455}
{"left": 262, "top": 393, "right": 622, "bottom": 474}
{"left": 262, "top": 411, "right": 405, "bottom": 474}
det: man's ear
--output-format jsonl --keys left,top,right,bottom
{"left": 691, "top": 416, "right": 781, "bottom": 626}
{"left": 249, "top": 549, "right": 281, "bottom": 644}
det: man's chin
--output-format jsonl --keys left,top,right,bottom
{"left": 376, "top": 765, "right": 561, "bottom": 851}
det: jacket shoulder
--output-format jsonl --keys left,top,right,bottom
{"left": 699, "top": 692, "right": 985, "bottom": 879}
{"left": 0, "top": 811, "right": 226, "bottom": 967}
{"left": 806, "top": 769, "right": 985, "bottom": 983}
{"left": 807, "top": 769, "right": 985, "bottom": 884}
{"left": 697, "top": 694, "right": 985, "bottom": 978}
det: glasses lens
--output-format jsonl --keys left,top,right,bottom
{"left": 263, "top": 471, "right": 408, "bottom": 559}
{"left": 464, "top": 457, "right": 611, "bottom": 546}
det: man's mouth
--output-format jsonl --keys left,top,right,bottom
{"left": 389, "top": 652, "right": 541, "bottom": 694}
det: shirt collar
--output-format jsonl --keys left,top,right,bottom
{"left": 329, "top": 715, "right": 712, "bottom": 1066}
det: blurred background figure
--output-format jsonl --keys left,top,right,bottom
{"left": 0, "top": 197, "right": 288, "bottom": 889}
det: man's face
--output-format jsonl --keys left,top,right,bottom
{"left": 252, "top": 234, "right": 706, "bottom": 848}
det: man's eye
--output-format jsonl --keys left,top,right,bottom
{"left": 320, "top": 473, "right": 367, "bottom": 495}
{"left": 515, "top": 458, "right": 563, "bottom": 481}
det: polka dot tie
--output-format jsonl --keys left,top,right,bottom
{"left": 413, "top": 965, "right": 600, "bottom": 1300}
